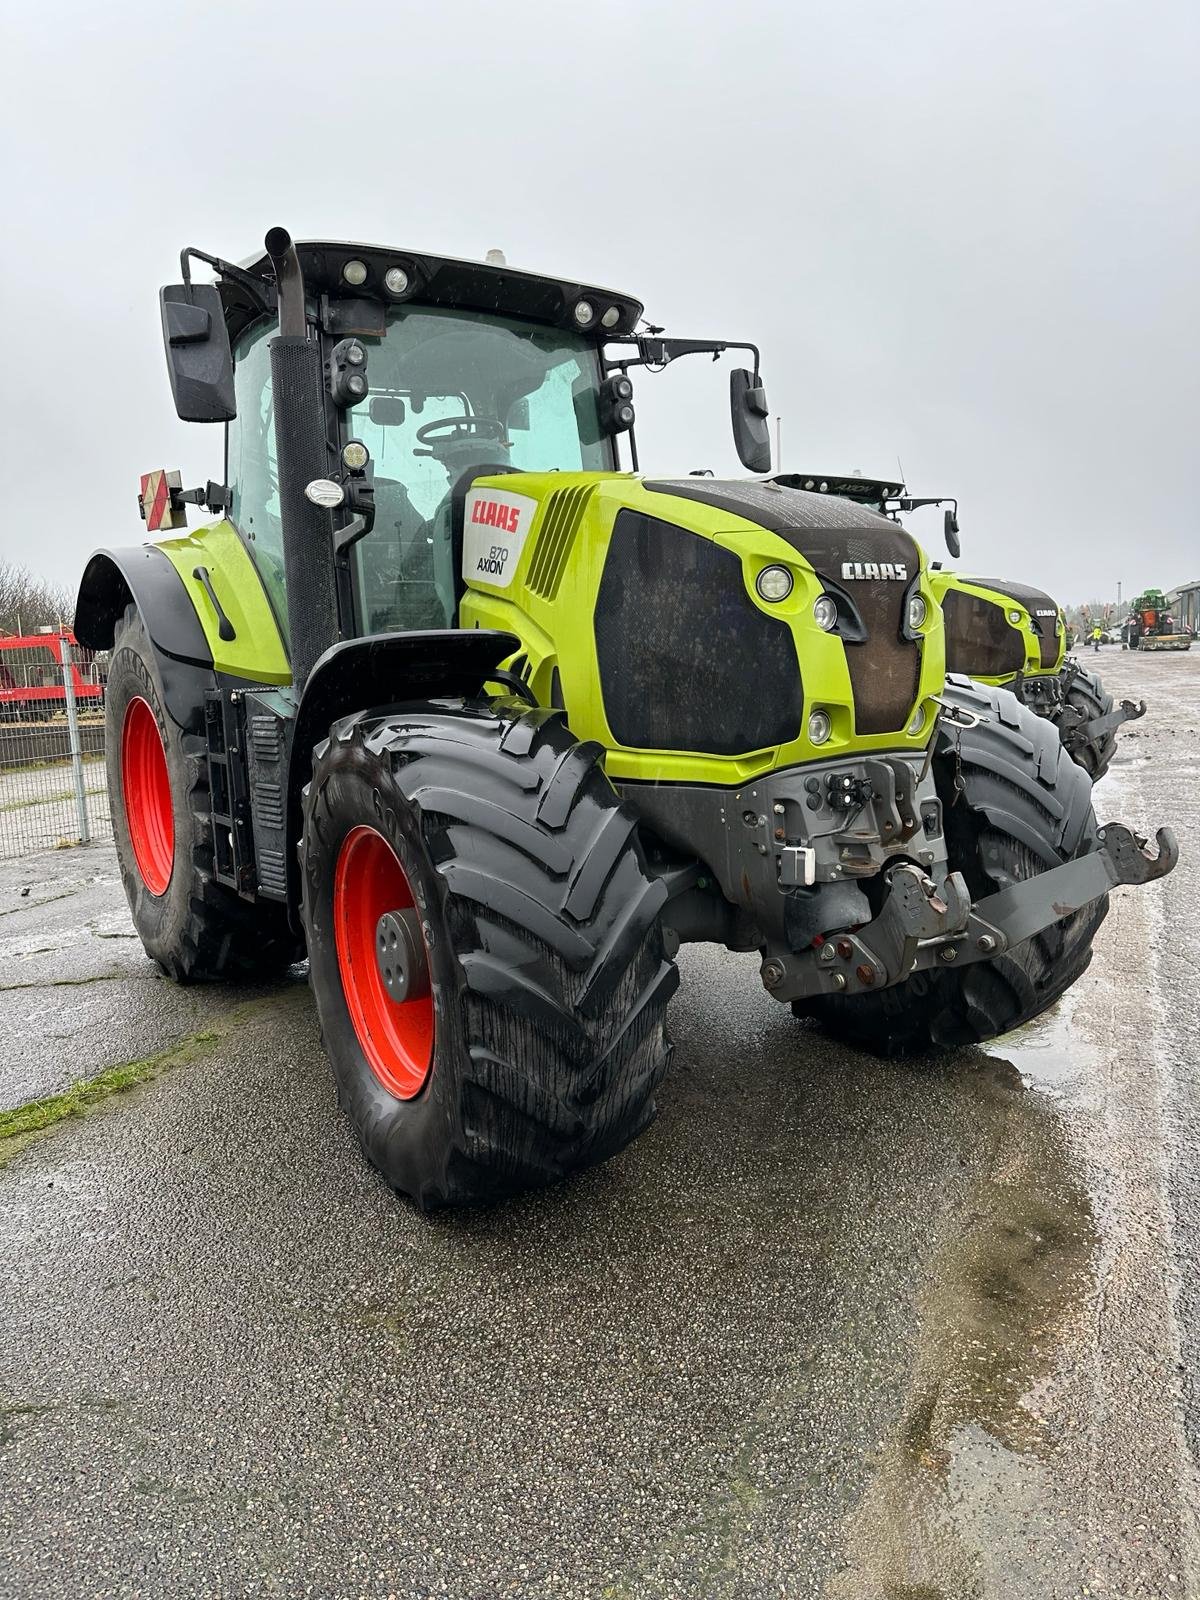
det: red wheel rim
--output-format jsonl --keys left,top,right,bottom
{"left": 333, "top": 826, "right": 435, "bottom": 1099}
{"left": 121, "top": 696, "right": 174, "bottom": 896}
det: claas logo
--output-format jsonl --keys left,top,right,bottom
{"left": 470, "top": 498, "right": 522, "bottom": 534}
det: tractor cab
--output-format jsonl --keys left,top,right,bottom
{"left": 168, "top": 239, "right": 772, "bottom": 660}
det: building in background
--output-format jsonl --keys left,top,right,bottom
{"left": 1167, "top": 579, "right": 1200, "bottom": 635}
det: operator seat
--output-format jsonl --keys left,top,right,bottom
{"left": 366, "top": 476, "right": 449, "bottom": 631}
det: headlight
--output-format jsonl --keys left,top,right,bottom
{"left": 341, "top": 440, "right": 370, "bottom": 471}
{"left": 1008, "top": 609, "right": 1022, "bottom": 625}
{"left": 342, "top": 259, "right": 369, "bottom": 287}
{"left": 573, "top": 299, "right": 595, "bottom": 327}
{"left": 908, "top": 703, "right": 927, "bottom": 735}
{"left": 756, "top": 565, "right": 793, "bottom": 602}
{"left": 813, "top": 594, "right": 838, "bottom": 631}
{"left": 808, "top": 709, "right": 832, "bottom": 745}
{"left": 907, "top": 594, "right": 928, "bottom": 631}
{"left": 384, "top": 265, "right": 410, "bottom": 295}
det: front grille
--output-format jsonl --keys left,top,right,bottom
{"left": 639, "top": 480, "right": 922, "bottom": 737}
{"left": 958, "top": 577, "right": 1061, "bottom": 673}
{"left": 772, "top": 522, "right": 921, "bottom": 737}
{"left": 594, "top": 511, "right": 803, "bottom": 755}
{"left": 942, "top": 588, "right": 1025, "bottom": 678}
{"left": 1030, "top": 618, "right": 1060, "bottom": 671}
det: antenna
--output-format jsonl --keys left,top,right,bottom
{"left": 896, "top": 454, "right": 907, "bottom": 491}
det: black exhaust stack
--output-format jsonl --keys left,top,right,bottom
{"left": 265, "top": 227, "right": 340, "bottom": 691}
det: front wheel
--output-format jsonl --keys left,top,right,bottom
{"left": 299, "top": 702, "right": 677, "bottom": 1209}
{"left": 797, "top": 678, "right": 1107, "bottom": 1055}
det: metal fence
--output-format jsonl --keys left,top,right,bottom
{"left": 0, "top": 636, "right": 112, "bottom": 861}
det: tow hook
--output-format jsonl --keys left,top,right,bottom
{"left": 1097, "top": 823, "right": 1178, "bottom": 885}
{"left": 931, "top": 696, "right": 986, "bottom": 729}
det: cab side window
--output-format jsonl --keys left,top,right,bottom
{"left": 226, "top": 321, "right": 287, "bottom": 623}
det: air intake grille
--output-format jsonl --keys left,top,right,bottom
{"left": 525, "top": 486, "right": 593, "bottom": 599}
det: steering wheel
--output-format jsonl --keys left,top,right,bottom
{"left": 415, "top": 416, "right": 506, "bottom": 445}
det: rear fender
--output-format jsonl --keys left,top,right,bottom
{"left": 74, "top": 545, "right": 215, "bottom": 732}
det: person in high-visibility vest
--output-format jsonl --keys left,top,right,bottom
{"left": 1092, "top": 625, "right": 1103, "bottom": 652}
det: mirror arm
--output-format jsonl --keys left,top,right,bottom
{"left": 179, "top": 246, "right": 273, "bottom": 312}
{"left": 603, "top": 337, "right": 761, "bottom": 377}
{"left": 892, "top": 495, "right": 957, "bottom": 516}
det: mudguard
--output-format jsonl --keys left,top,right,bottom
{"left": 75, "top": 545, "right": 214, "bottom": 731}
{"left": 280, "top": 628, "right": 520, "bottom": 915}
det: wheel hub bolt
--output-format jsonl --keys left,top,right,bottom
{"left": 940, "top": 946, "right": 958, "bottom": 963}
{"left": 375, "top": 908, "right": 431, "bottom": 1002}
{"left": 761, "top": 958, "right": 786, "bottom": 989}
{"left": 977, "top": 934, "right": 997, "bottom": 953}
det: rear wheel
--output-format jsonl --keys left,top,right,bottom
{"left": 300, "top": 702, "right": 678, "bottom": 1209}
{"left": 797, "top": 678, "right": 1107, "bottom": 1056}
{"left": 106, "top": 603, "right": 300, "bottom": 980}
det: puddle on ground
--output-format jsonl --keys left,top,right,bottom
{"left": 829, "top": 1045, "right": 1099, "bottom": 1600}
{"left": 981, "top": 994, "right": 1100, "bottom": 1106}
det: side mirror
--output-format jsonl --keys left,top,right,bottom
{"left": 730, "top": 368, "right": 771, "bottom": 473}
{"left": 159, "top": 285, "right": 236, "bottom": 422}
{"left": 944, "top": 508, "right": 961, "bottom": 559}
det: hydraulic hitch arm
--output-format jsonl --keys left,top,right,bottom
{"left": 1060, "top": 698, "right": 1147, "bottom": 752}
{"left": 966, "top": 823, "right": 1177, "bottom": 950}
{"left": 761, "top": 824, "right": 1177, "bottom": 1003}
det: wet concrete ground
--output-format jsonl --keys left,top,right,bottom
{"left": 0, "top": 648, "right": 1197, "bottom": 1600}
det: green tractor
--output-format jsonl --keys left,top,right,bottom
{"left": 74, "top": 231, "right": 1177, "bottom": 1209}
{"left": 1125, "top": 589, "right": 1191, "bottom": 651}
{"left": 777, "top": 475, "right": 1144, "bottom": 782}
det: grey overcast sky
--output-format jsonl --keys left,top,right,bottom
{"left": 3, "top": 0, "right": 1197, "bottom": 603}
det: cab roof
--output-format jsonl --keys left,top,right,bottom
{"left": 221, "top": 239, "right": 644, "bottom": 347}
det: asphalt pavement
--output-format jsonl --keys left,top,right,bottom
{"left": 1, "top": 647, "right": 1197, "bottom": 1600}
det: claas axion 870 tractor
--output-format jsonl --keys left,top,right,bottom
{"left": 75, "top": 230, "right": 1177, "bottom": 1209}
{"left": 787, "top": 474, "right": 1145, "bottom": 782}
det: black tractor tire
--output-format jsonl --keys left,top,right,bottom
{"left": 107, "top": 603, "right": 300, "bottom": 981}
{"left": 1055, "top": 661, "right": 1119, "bottom": 782}
{"left": 299, "top": 702, "right": 678, "bottom": 1209}
{"left": 797, "top": 677, "right": 1107, "bottom": 1056}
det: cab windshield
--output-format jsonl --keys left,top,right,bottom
{"left": 342, "top": 308, "right": 612, "bottom": 633}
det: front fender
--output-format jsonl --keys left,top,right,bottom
{"left": 282, "top": 627, "right": 520, "bottom": 916}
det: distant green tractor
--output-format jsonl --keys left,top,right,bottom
{"left": 74, "top": 235, "right": 1176, "bottom": 1208}
{"left": 783, "top": 475, "right": 1144, "bottom": 782}
{"left": 1125, "top": 589, "right": 1191, "bottom": 651}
